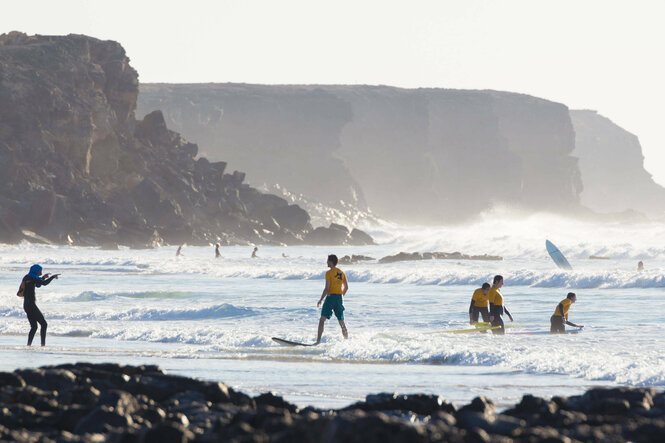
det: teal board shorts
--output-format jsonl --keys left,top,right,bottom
{"left": 321, "top": 294, "right": 345, "bottom": 320}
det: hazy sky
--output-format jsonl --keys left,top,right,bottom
{"left": 3, "top": 0, "right": 664, "bottom": 185}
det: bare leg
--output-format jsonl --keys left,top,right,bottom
{"left": 338, "top": 320, "right": 348, "bottom": 339}
{"left": 316, "top": 317, "right": 326, "bottom": 344}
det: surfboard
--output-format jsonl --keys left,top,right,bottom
{"left": 271, "top": 337, "right": 317, "bottom": 347}
{"left": 508, "top": 329, "right": 583, "bottom": 335}
{"left": 546, "top": 240, "right": 573, "bottom": 270}
{"left": 426, "top": 324, "right": 500, "bottom": 334}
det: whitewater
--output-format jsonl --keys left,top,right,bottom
{"left": 1, "top": 213, "right": 664, "bottom": 408}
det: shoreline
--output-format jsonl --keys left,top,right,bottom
{"left": 0, "top": 335, "right": 620, "bottom": 411}
{"left": 1, "top": 362, "right": 662, "bottom": 442}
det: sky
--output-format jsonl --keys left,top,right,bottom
{"left": 3, "top": 0, "right": 664, "bottom": 185}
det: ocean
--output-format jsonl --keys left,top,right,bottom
{"left": 1, "top": 212, "right": 664, "bottom": 409}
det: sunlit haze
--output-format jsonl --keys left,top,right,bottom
{"left": 3, "top": 0, "right": 664, "bottom": 185}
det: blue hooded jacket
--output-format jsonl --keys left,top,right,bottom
{"left": 28, "top": 264, "right": 43, "bottom": 281}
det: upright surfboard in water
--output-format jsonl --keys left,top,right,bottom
{"left": 546, "top": 240, "right": 573, "bottom": 270}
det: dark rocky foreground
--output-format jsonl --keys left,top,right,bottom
{"left": 1, "top": 363, "right": 663, "bottom": 442}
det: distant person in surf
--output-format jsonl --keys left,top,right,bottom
{"left": 282, "top": 252, "right": 289, "bottom": 258}
{"left": 16, "top": 264, "right": 59, "bottom": 346}
{"left": 488, "top": 275, "right": 513, "bottom": 335}
{"left": 550, "top": 292, "right": 583, "bottom": 334}
{"left": 252, "top": 247, "right": 259, "bottom": 258}
{"left": 637, "top": 261, "right": 644, "bottom": 272}
{"left": 316, "top": 254, "right": 349, "bottom": 344}
{"left": 176, "top": 245, "right": 183, "bottom": 256}
{"left": 215, "top": 243, "right": 221, "bottom": 258}
{"left": 469, "top": 282, "right": 491, "bottom": 325}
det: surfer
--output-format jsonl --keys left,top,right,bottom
{"left": 551, "top": 292, "right": 583, "bottom": 334}
{"left": 469, "top": 282, "right": 491, "bottom": 325}
{"left": 488, "top": 275, "right": 513, "bottom": 335}
{"left": 17, "top": 264, "right": 59, "bottom": 346}
{"left": 215, "top": 243, "right": 221, "bottom": 258}
{"left": 315, "top": 254, "right": 348, "bottom": 344}
{"left": 637, "top": 261, "right": 644, "bottom": 272}
{"left": 252, "top": 247, "right": 258, "bottom": 258}
{"left": 176, "top": 245, "right": 183, "bottom": 256}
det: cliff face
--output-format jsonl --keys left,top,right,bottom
{"left": 138, "top": 84, "right": 583, "bottom": 223}
{"left": 0, "top": 33, "right": 373, "bottom": 246}
{"left": 571, "top": 110, "right": 665, "bottom": 215}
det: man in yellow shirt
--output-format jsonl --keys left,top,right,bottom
{"left": 551, "top": 292, "right": 583, "bottom": 333}
{"left": 316, "top": 254, "right": 349, "bottom": 344}
{"left": 469, "top": 282, "right": 491, "bottom": 325}
{"left": 488, "top": 275, "right": 513, "bottom": 335}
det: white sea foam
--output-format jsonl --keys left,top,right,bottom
{"left": 1, "top": 215, "right": 664, "bottom": 404}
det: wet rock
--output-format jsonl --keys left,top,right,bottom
{"left": 0, "top": 372, "right": 26, "bottom": 388}
{"left": 144, "top": 422, "right": 195, "bottom": 443}
{"left": 14, "top": 368, "right": 77, "bottom": 392}
{"left": 73, "top": 405, "right": 134, "bottom": 434}
{"left": 99, "top": 390, "right": 140, "bottom": 416}
{"left": 346, "top": 393, "right": 455, "bottom": 416}
{"left": 255, "top": 393, "right": 297, "bottom": 413}
{"left": 458, "top": 396, "right": 495, "bottom": 416}
{"left": 349, "top": 228, "right": 375, "bottom": 246}
{"left": 379, "top": 251, "right": 503, "bottom": 264}
{"left": 338, "top": 254, "right": 376, "bottom": 265}
{"left": 304, "top": 224, "right": 349, "bottom": 245}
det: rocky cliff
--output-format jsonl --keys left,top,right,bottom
{"left": 0, "top": 33, "right": 372, "bottom": 246}
{"left": 138, "top": 84, "right": 584, "bottom": 223}
{"left": 571, "top": 110, "right": 665, "bottom": 216}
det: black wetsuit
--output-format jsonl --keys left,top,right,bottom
{"left": 490, "top": 304, "right": 511, "bottom": 335}
{"left": 21, "top": 275, "right": 55, "bottom": 346}
{"left": 469, "top": 302, "right": 490, "bottom": 323}
{"left": 550, "top": 315, "right": 566, "bottom": 334}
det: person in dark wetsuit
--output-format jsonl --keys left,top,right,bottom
{"left": 215, "top": 243, "right": 221, "bottom": 258}
{"left": 488, "top": 275, "right": 513, "bottom": 335}
{"left": 551, "top": 292, "right": 584, "bottom": 334}
{"left": 469, "top": 282, "right": 491, "bottom": 325}
{"left": 17, "top": 264, "right": 59, "bottom": 346}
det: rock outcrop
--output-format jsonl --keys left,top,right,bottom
{"left": 378, "top": 251, "right": 502, "bottom": 264}
{"left": 138, "top": 83, "right": 584, "bottom": 223}
{"left": 1, "top": 362, "right": 663, "bottom": 442}
{"left": 0, "top": 32, "right": 373, "bottom": 247}
{"left": 571, "top": 110, "right": 665, "bottom": 216}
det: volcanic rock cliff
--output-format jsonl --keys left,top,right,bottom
{"left": 0, "top": 33, "right": 372, "bottom": 246}
{"left": 571, "top": 110, "right": 665, "bottom": 216}
{"left": 138, "top": 83, "right": 584, "bottom": 223}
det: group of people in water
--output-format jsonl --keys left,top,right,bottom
{"left": 468, "top": 275, "right": 583, "bottom": 334}
{"left": 180, "top": 244, "right": 263, "bottom": 259}
{"left": 16, "top": 253, "right": 584, "bottom": 347}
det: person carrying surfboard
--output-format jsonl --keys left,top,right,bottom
{"left": 488, "top": 275, "right": 513, "bottom": 335}
{"left": 469, "top": 282, "right": 491, "bottom": 325}
{"left": 551, "top": 292, "right": 583, "bottom": 334}
{"left": 315, "top": 254, "right": 348, "bottom": 344}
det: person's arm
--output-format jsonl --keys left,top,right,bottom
{"left": 504, "top": 306, "right": 514, "bottom": 322}
{"left": 37, "top": 274, "right": 59, "bottom": 287}
{"left": 489, "top": 302, "right": 495, "bottom": 322}
{"left": 342, "top": 278, "right": 348, "bottom": 296}
{"left": 16, "top": 280, "right": 25, "bottom": 297}
{"left": 317, "top": 281, "right": 330, "bottom": 307}
{"left": 565, "top": 320, "right": 583, "bottom": 328}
